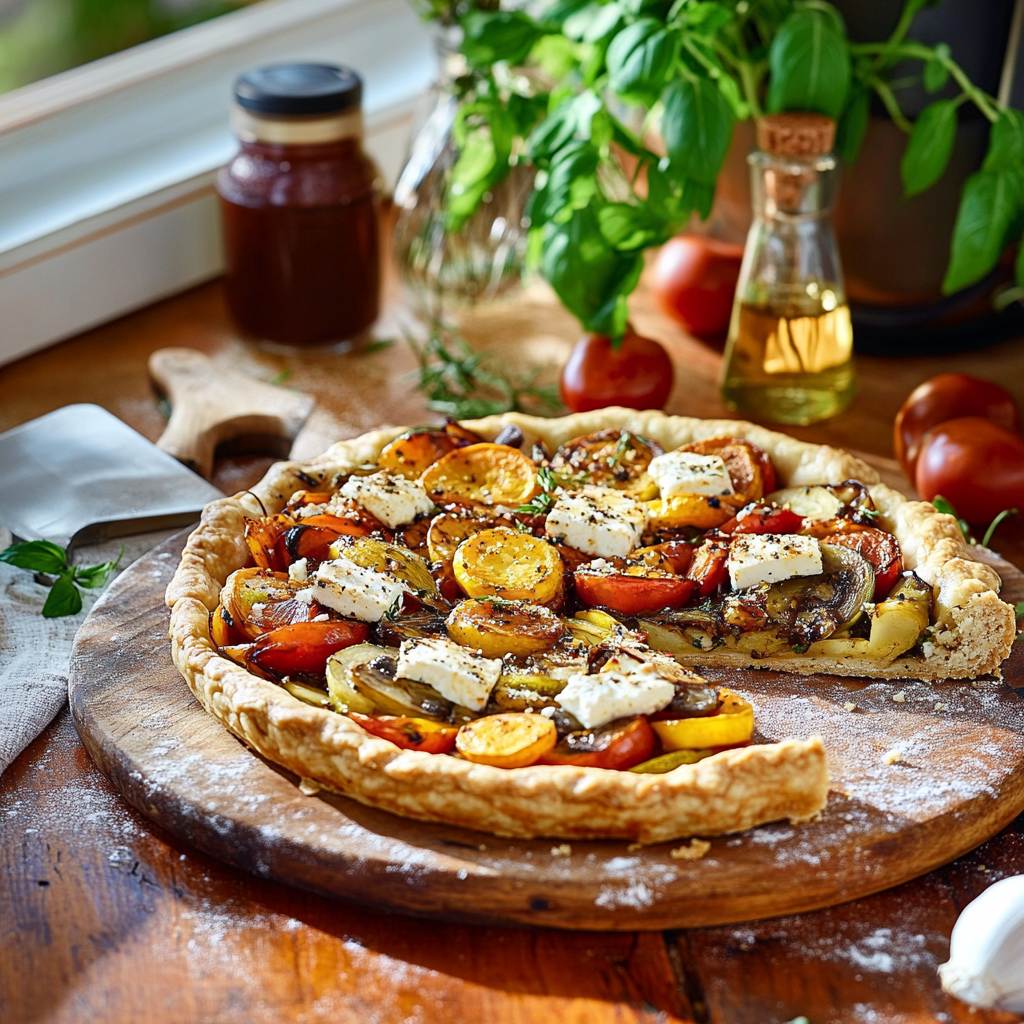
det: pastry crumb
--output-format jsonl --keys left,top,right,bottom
{"left": 551, "top": 844, "right": 572, "bottom": 857}
{"left": 934, "top": 702, "right": 948, "bottom": 712}
{"left": 298, "top": 778, "right": 321, "bottom": 796}
{"left": 627, "top": 843, "right": 644, "bottom": 852}
{"left": 670, "top": 839, "right": 711, "bottom": 860}
{"left": 882, "top": 749, "right": 902, "bottom": 765}
{"left": 892, "top": 691, "right": 906, "bottom": 703}
{"left": 843, "top": 701, "right": 857, "bottom": 712}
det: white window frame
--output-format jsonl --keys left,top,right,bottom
{"left": 0, "top": 0, "right": 436, "bottom": 367}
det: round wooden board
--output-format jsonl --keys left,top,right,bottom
{"left": 69, "top": 531, "right": 1024, "bottom": 931}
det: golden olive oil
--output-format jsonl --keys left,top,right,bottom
{"left": 721, "top": 298, "right": 856, "bottom": 425}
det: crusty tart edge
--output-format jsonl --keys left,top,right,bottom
{"left": 164, "top": 409, "right": 1014, "bottom": 842}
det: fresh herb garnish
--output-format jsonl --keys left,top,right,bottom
{"left": 406, "top": 322, "right": 562, "bottom": 420}
{"left": 982, "top": 508, "right": 1019, "bottom": 548}
{"left": 267, "top": 368, "right": 293, "bottom": 386}
{"left": 1015, "top": 601, "right": 1024, "bottom": 645}
{"left": 932, "top": 495, "right": 1019, "bottom": 550}
{"left": 608, "top": 430, "right": 633, "bottom": 468}
{"left": 517, "top": 466, "right": 558, "bottom": 515}
{"left": 0, "top": 540, "right": 122, "bottom": 617}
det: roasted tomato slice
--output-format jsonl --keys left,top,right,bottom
{"left": 348, "top": 713, "right": 459, "bottom": 753}
{"left": 211, "top": 605, "right": 246, "bottom": 646}
{"left": 246, "top": 621, "right": 370, "bottom": 676}
{"left": 548, "top": 428, "right": 663, "bottom": 496}
{"left": 378, "top": 430, "right": 464, "bottom": 479}
{"left": 632, "top": 540, "right": 694, "bottom": 575}
{"left": 678, "top": 437, "right": 775, "bottom": 501}
{"left": 540, "top": 716, "right": 656, "bottom": 770}
{"left": 244, "top": 514, "right": 294, "bottom": 570}
{"left": 420, "top": 443, "right": 538, "bottom": 507}
{"left": 686, "top": 539, "right": 730, "bottom": 597}
{"left": 816, "top": 523, "right": 904, "bottom": 600}
{"left": 718, "top": 505, "right": 806, "bottom": 536}
{"left": 446, "top": 598, "right": 566, "bottom": 658}
{"left": 575, "top": 568, "right": 696, "bottom": 616}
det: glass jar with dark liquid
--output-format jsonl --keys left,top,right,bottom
{"left": 720, "top": 113, "right": 855, "bottom": 424}
{"left": 218, "top": 64, "right": 380, "bottom": 348}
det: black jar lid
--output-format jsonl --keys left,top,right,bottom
{"left": 234, "top": 64, "right": 362, "bottom": 116}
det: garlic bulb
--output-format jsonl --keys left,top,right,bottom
{"left": 939, "top": 875, "right": 1024, "bottom": 1013}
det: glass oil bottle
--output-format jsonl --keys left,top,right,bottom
{"left": 720, "top": 113, "right": 856, "bottom": 424}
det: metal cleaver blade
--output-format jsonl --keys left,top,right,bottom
{"left": 0, "top": 404, "right": 223, "bottom": 549}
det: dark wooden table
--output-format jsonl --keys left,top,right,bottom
{"left": 2, "top": 269, "right": 1023, "bottom": 1024}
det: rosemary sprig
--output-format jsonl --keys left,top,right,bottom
{"left": 932, "top": 495, "right": 1019, "bottom": 550}
{"left": 406, "top": 323, "right": 562, "bottom": 420}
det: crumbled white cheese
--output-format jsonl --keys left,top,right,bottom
{"left": 892, "top": 690, "right": 906, "bottom": 703}
{"left": 302, "top": 559, "right": 407, "bottom": 622}
{"left": 728, "top": 533, "right": 823, "bottom": 590}
{"left": 338, "top": 471, "right": 433, "bottom": 529}
{"left": 540, "top": 706, "right": 557, "bottom": 718}
{"left": 544, "top": 488, "right": 646, "bottom": 559}
{"left": 556, "top": 670, "right": 675, "bottom": 729}
{"left": 288, "top": 558, "right": 308, "bottom": 584}
{"left": 397, "top": 636, "right": 502, "bottom": 711}
{"left": 648, "top": 450, "right": 734, "bottom": 498}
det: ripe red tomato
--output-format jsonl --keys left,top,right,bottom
{"left": 560, "top": 330, "right": 674, "bottom": 412}
{"left": 246, "top": 621, "right": 370, "bottom": 676}
{"left": 539, "top": 716, "right": 655, "bottom": 770}
{"left": 894, "top": 373, "right": 1022, "bottom": 480}
{"left": 575, "top": 570, "right": 696, "bottom": 615}
{"left": 651, "top": 235, "right": 744, "bottom": 341}
{"left": 915, "top": 416, "right": 1024, "bottom": 524}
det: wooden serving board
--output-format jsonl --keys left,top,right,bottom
{"left": 69, "top": 532, "right": 1024, "bottom": 931}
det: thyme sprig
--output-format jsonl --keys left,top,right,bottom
{"left": 406, "top": 323, "right": 562, "bottom": 420}
{"left": 516, "top": 466, "right": 558, "bottom": 515}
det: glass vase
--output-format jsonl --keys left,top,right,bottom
{"left": 393, "top": 35, "right": 533, "bottom": 319}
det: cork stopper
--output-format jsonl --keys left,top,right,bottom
{"left": 756, "top": 112, "right": 835, "bottom": 157}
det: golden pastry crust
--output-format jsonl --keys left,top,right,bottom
{"left": 164, "top": 409, "right": 1011, "bottom": 841}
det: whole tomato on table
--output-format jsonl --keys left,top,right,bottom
{"left": 894, "top": 373, "right": 1022, "bottom": 480}
{"left": 560, "top": 329, "right": 674, "bottom": 412}
{"left": 914, "top": 416, "right": 1024, "bottom": 525}
{"left": 651, "top": 235, "right": 744, "bottom": 343}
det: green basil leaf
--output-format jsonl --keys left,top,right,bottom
{"left": 597, "top": 202, "right": 669, "bottom": 250}
{"left": 542, "top": 0, "right": 593, "bottom": 27}
{"left": 901, "top": 99, "right": 958, "bottom": 197}
{"left": 541, "top": 206, "right": 644, "bottom": 335}
{"left": 924, "top": 55, "right": 949, "bottom": 94}
{"left": 835, "top": 86, "right": 870, "bottom": 163}
{"left": 42, "top": 573, "right": 83, "bottom": 618}
{"left": 943, "top": 167, "right": 1024, "bottom": 294}
{"left": 529, "top": 90, "right": 604, "bottom": 165}
{"left": 563, "top": 1, "right": 624, "bottom": 44}
{"left": 530, "top": 142, "right": 600, "bottom": 226}
{"left": 983, "top": 108, "right": 1024, "bottom": 174}
{"left": 462, "top": 11, "right": 545, "bottom": 68}
{"left": 447, "top": 131, "right": 502, "bottom": 231}
{"left": 606, "top": 18, "right": 675, "bottom": 104}
{"left": 676, "top": 1, "right": 732, "bottom": 33}
{"left": 661, "top": 76, "right": 734, "bottom": 185}
{"left": 766, "top": 9, "right": 851, "bottom": 120}
{"left": 0, "top": 539, "right": 68, "bottom": 574}
{"left": 74, "top": 549, "right": 123, "bottom": 589}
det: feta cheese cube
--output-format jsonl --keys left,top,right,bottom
{"left": 303, "top": 559, "right": 408, "bottom": 621}
{"left": 556, "top": 670, "right": 675, "bottom": 729}
{"left": 648, "top": 450, "right": 735, "bottom": 498}
{"left": 544, "top": 488, "right": 646, "bottom": 559}
{"left": 288, "top": 557, "right": 308, "bottom": 584}
{"left": 338, "top": 471, "right": 433, "bottom": 529}
{"left": 397, "top": 637, "right": 502, "bottom": 711}
{"left": 728, "top": 533, "right": 823, "bottom": 590}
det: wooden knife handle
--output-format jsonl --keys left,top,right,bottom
{"left": 149, "top": 348, "right": 314, "bottom": 479}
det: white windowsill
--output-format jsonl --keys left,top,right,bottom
{"left": 0, "top": 0, "right": 436, "bottom": 367}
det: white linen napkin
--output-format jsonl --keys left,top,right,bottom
{"left": 0, "top": 527, "right": 173, "bottom": 774}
